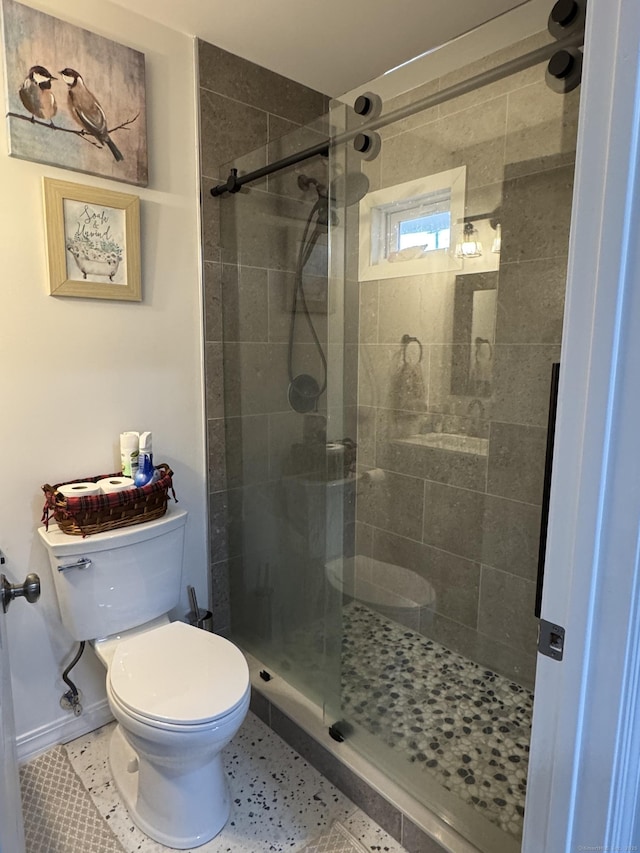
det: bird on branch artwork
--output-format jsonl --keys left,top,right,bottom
{"left": 2, "top": 0, "right": 148, "bottom": 187}
{"left": 11, "top": 65, "right": 138, "bottom": 161}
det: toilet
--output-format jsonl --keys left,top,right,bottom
{"left": 37, "top": 506, "right": 250, "bottom": 850}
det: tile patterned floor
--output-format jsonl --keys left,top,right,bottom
{"left": 20, "top": 745, "right": 126, "bottom": 853}
{"left": 300, "top": 821, "right": 369, "bottom": 853}
{"left": 58, "top": 711, "right": 408, "bottom": 853}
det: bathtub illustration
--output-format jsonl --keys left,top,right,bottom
{"left": 66, "top": 237, "right": 122, "bottom": 281}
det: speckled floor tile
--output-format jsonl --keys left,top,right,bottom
{"left": 65, "top": 722, "right": 113, "bottom": 789}
{"left": 63, "top": 712, "right": 405, "bottom": 853}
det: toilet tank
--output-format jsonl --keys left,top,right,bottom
{"left": 37, "top": 506, "right": 188, "bottom": 641}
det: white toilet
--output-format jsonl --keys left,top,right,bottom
{"left": 37, "top": 506, "right": 250, "bottom": 850}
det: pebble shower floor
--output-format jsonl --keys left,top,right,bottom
{"left": 340, "top": 603, "right": 533, "bottom": 839}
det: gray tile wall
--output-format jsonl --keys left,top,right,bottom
{"left": 198, "top": 38, "right": 329, "bottom": 635}
{"left": 354, "top": 32, "right": 580, "bottom": 689}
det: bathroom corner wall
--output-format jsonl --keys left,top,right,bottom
{"left": 1, "top": 0, "right": 205, "bottom": 756}
{"left": 354, "top": 32, "right": 580, "bottom": 689}
{"left": 197, "top": 39, "right": 329, "bottom": 635}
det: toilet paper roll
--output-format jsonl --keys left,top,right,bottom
{"left": 58, "top": 482, "right": 102, "bottom": 498}
{"left": 97, "top": 476, "right": 136, "bottom": 494}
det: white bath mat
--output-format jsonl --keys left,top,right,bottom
{"left": 302, "top": 820, "right": 370, "bottom": 853}
{"left": 19, "top": 745, "right": 126, "bottom": 853}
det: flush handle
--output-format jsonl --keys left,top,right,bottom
{"left": 58, "top": 557, "right": 92, "bottom": 573}
{"left": 1, "top": 572, "right": 41, "bottom": 613}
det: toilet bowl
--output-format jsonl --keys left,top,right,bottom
{"left": 37, "top": 507, "right": 250, "bottom": 849}
{"left": 98, "top": 620, "right": 250, "bottom": 848}
{"left": 325, "top": 554, "right": 436, "bottom": 632}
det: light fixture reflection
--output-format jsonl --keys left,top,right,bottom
{"left": 455, "top": 222, "right": 483, "bottom": 258}
{"left": 491, "top": 222, "right": 502, "bottom": 254}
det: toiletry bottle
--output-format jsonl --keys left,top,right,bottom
{"left": 134, "top": 431, "right": 154, "bottom": 486}
{"left": 120, "top": 432, "right": 139, "bottom": 478}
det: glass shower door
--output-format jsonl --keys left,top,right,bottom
{"left": 324, "top": 13, "right": 580, "bottom": 853}
{"left": 220, "top": 114, "right": 347, "bottom": 711}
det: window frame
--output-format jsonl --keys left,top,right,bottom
{"left": 358, "top": 166, "right": 466, "bottom": 281}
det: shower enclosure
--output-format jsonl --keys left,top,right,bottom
{"left": 209, "top": 6, "right": 582, "bottom": 852}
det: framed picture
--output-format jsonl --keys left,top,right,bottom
{"left": 43, "top": 177, "right": 141, "bottom": 301}
{"left": 1, "top": 0, "right": 148, "bottom": 187}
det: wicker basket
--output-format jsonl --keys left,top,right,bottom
{"left": 41, "top": 463, "right": 177, "bottom": 536}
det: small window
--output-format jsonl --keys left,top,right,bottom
{"left": 359, "top": 167, "right": 466, "bottom": 281}
{"left": 388, "top": 194, "right": 451, "bottom": 257}
{"left": 398, "top": 213, "right": 450, "bottom": 252}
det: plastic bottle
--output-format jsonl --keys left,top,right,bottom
{"left": 120, "top": 432, "right": 139, "bottom": 478}
{"left": 134, "top": 431, "right": 154, "bottom": 487}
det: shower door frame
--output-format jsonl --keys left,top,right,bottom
{"left": 524, "top": 0, "right": 640, "bottom": 849}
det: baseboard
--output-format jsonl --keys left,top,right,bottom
{"left": 16, "top": 699, "right": 113, "bottom": 764}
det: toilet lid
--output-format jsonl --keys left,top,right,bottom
{"left": 108, "top": 621, "right": 250, "bottom": 725}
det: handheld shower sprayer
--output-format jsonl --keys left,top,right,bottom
{"left": 297, "top": 174, "right": 327, "bottom": 197}
{"left": 288, "top": 169, "right": 370, "bottom": 413}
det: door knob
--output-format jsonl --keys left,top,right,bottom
{"left": 1, "top": 572, "right": 41, "bottom": 613}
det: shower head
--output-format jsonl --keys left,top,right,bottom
{"left": 329, "top": 171, "right": 370, "bottom": 207}
{"left": 298, "top": 171, "right": 370, "bottom": 208}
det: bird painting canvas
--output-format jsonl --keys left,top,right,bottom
{"left": 1, "top": 0, "right": 147, "bottom": 186}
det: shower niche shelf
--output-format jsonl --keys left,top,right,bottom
{"left": 393, "top": 433, "right": 489, "bottom": 457}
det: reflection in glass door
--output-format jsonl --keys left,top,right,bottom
{"left": 219, "top": 8, "right": 583, "bottom": 853}
{"left": 324, "top": 19, "right": 580, "bottom": 853}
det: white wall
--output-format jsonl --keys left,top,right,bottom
{"left": 343, "top": 0, "right": 551, "bottom": 103}
{"left": 0, "top": 0, "right": 206, "bottom": 757}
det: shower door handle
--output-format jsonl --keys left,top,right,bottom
{"left": 535, "top": 362, "right": 560, "bottom": 619}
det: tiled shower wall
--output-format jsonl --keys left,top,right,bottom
{"left": 198, "top": 39, "right": 328, "bottom": 635}
{"left": 354, "top": 32, "right": 580, "bottom": 689}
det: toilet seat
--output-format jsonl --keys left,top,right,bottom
{"left": 109, "top": 620, "right": 250, "bottom": 727}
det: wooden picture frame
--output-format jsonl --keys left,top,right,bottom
{"left": 43, "top": 178, "right": 141, "bottom": 301}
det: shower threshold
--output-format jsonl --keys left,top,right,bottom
{"left": 242, "top": 618, "right": 523, "bottom": 853}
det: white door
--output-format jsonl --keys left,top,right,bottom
{"left": 523, "top": 0, "right": 640, "bottom": 849}
{"left": 0, "top": 566, "right": 41, "bottom": 853}
{"left": 0, "top": 599, "right": 25, "bottom": 853}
